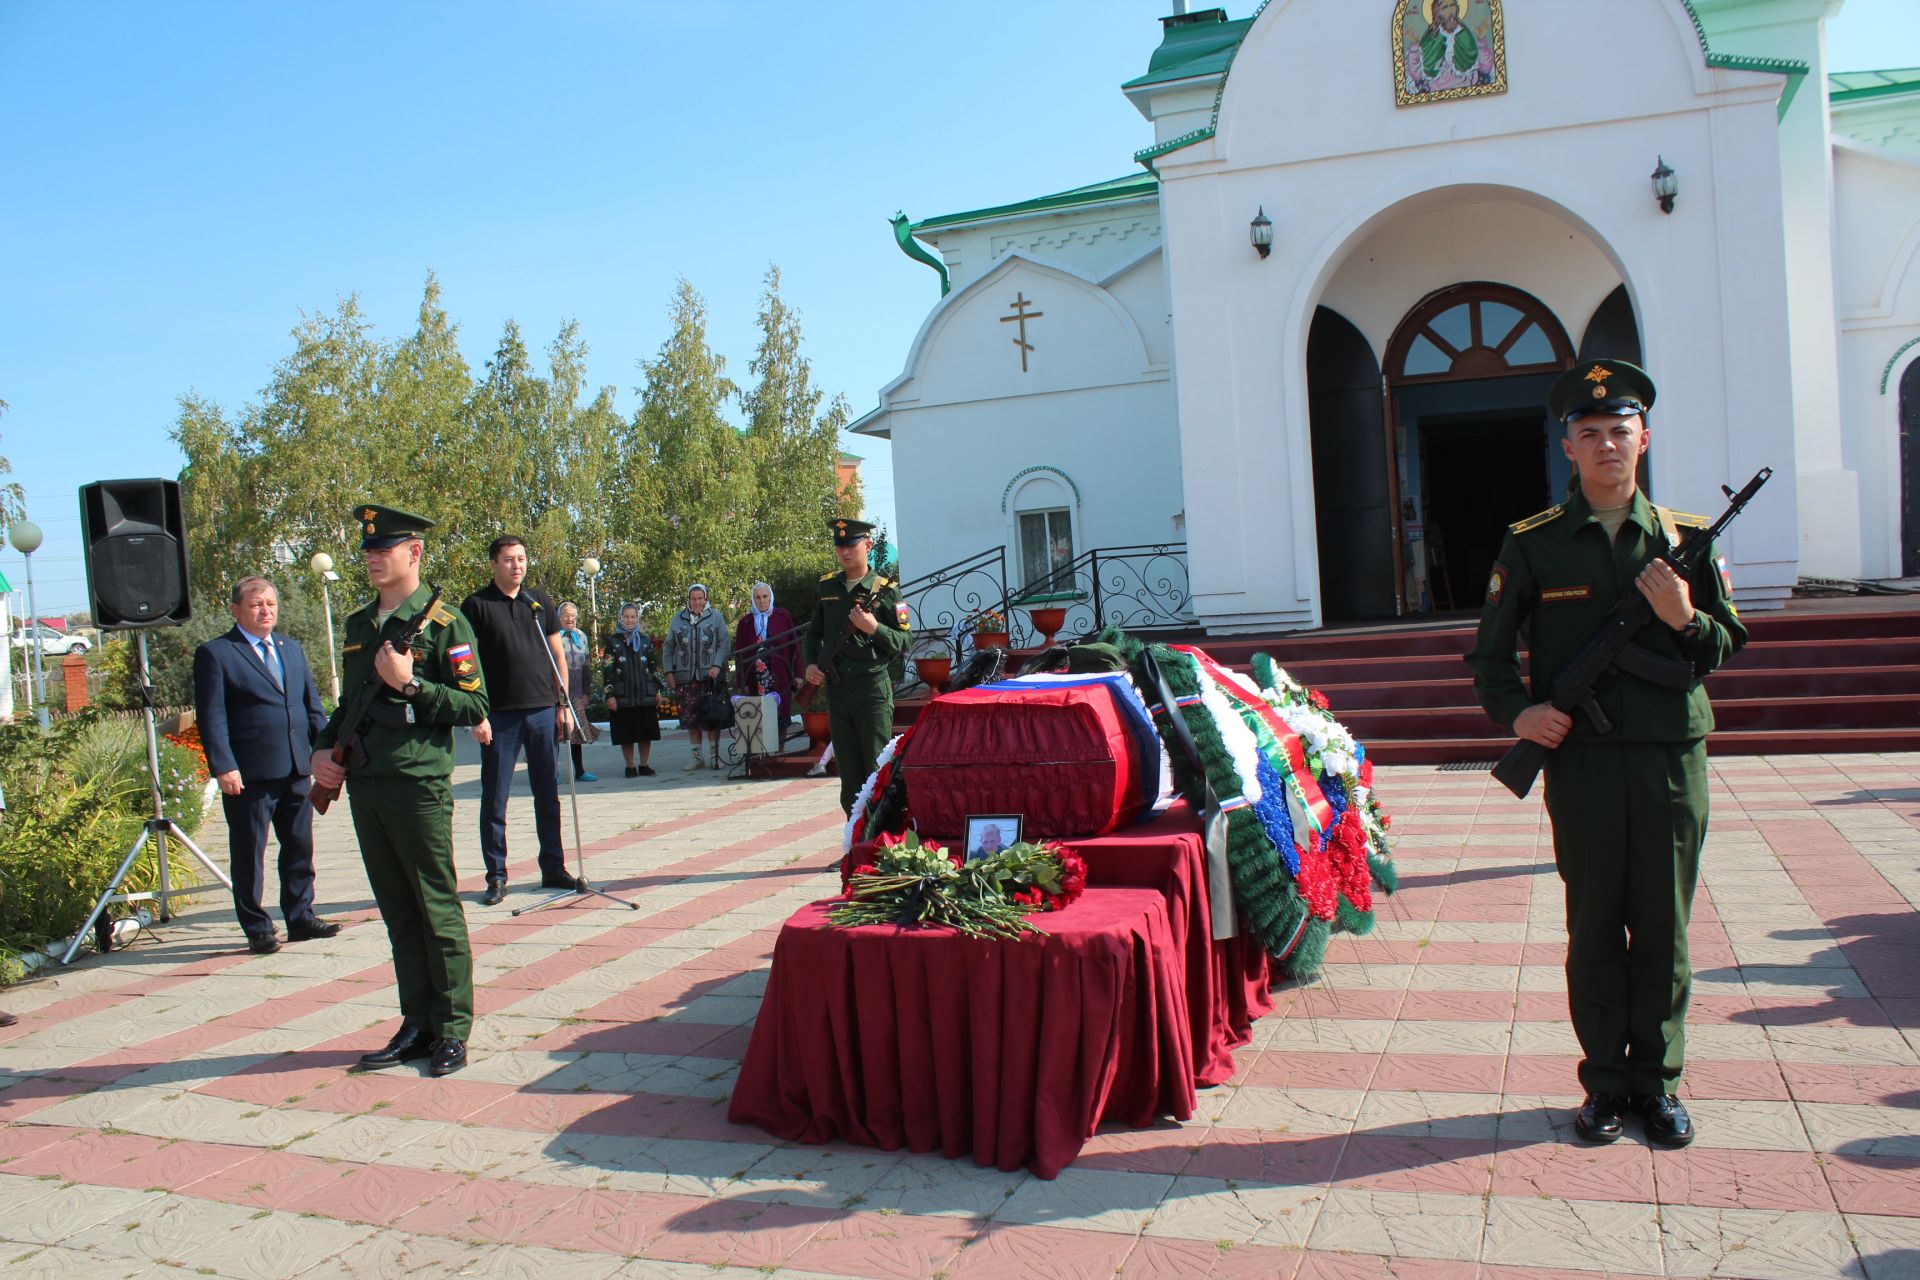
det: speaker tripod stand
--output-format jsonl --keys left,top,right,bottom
{"left": 64, "top": 633, "right": 233, "bottom": 964}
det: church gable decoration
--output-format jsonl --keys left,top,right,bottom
{"left": 1392, "top": 0, "right": 1507, "bottom": 108}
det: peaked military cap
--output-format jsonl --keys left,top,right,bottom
{"left": 830, "top": 517, "right": 877, "bottom": 547}
{"left": 356, "top": 503, "right": 435, "bottom": 550}
{"left": 1548, "top": 359, "right": 1658, "bottom": 423}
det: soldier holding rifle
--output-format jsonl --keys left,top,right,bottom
{"left": 310, "top": 505, "right": 489, "bottom": 1078}
{"left": 803, "top": 517, "right": 910, "bottom": 814}
{"left": 1467, "top": 360, "right": 1747, "bottom": 1148}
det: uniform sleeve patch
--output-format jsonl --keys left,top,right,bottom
{"left": 1541, "top": 585, "right": 1592, "bottom": 603}
{"left": 457, "top": 677, "right": 483, "bottom": 692}
{"left": 1486, "top": 564, "right": 1507, "bottom": 604}
{"left": 448, "top": 642, "right": 478, "bottom": 679}
{"left": 895, "top": 601, "right": 910, "bottom": 627}
{"left": 1716, "top": 555, "right": 1737, "bottom": 612}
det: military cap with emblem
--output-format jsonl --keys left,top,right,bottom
{"left": 830, "top": 517, "right": 877, "bottom": 547}
{"left": 1547, "top": 359, "right": 1658, "bottom": 424}
{"left": 357, "top": 503, "right": 436, "bottom": 550}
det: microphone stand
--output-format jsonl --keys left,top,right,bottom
{"left": 514, "top": 611, "right": 639, "bottom": 917}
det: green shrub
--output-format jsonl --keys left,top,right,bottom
{"left": 0, "top": 711, "right": 209, "bottom": 978}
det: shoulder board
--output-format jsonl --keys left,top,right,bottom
{"left": 1666, "top": 510, "right": 1710, "bottom": 529}
{"left": 819, "top": 570, "right": 837, "bottom": 581}
{"left": 427, "top": 600, "right": 459, "bottom": 627}
{"left": 1509, "top": 504, "right": 1566, "bottom": 535}
{"left": 873, "top": 576, "right": 894, "bottom": 591}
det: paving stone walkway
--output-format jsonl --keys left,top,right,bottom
{"left": 1, "top": 734, "right": 1916, "bottom": 1279}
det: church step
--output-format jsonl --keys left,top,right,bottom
{"left": 1314, "top": 664, "right": 1920, "bottom": 712}
{"left": 1336, "top": 694, "right": 1920, "bottom": 740}
{"left": 1358, "top": 726, "right": 1920, "bottom": 766}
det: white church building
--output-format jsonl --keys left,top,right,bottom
{"left": 853, "top": 0, "right": 1920, "bottom": 632}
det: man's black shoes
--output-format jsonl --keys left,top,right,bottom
{"left": 540, "top": 871, "right": 583, "bottom": 892}
{"left": 359, "top": 1025, "right": 432, "bottom": 1069}
{"left": 481, "top": 879, "right": 507, "bottom": 907}
{"left": 1633, "top": 1093, "right": 1696, "bottom": 1147}
{"left": 246, "top": 933, "right": 281, "bottom": 955}
{"left": 1575, "top": 1092, "right": 1627, "bottom": 1143}
{"left": 429, "top": 1038, "right": 467, "bottom": 1076}
{"left": 287, "top": 916, "right": 341, "bottom": 942}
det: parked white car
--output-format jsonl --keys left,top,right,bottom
{"left": 11, "top": 624, "right": 90, "bottom": 656}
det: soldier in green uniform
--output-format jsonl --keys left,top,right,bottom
{"left": 1466, "top": 360, "right": 1746, "bottom": 1148}
{"left": 310, "top": 505, "right": 489, "bottom": 1078}
{"left": 802, "top": 518, "right": 910, "bottom": 814}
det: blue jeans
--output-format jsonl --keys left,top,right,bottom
{"left": 478, "top": 706, "right": 566, "bottom": 883}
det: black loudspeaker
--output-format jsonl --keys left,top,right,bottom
{"left": 80, "top": 478, "right": 192, "bottom": 629}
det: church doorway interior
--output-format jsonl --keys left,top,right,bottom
{"left": 1384, "top": 282, "right": 1576, "bottom": 614}
{"left": 1415, "top": 410, "right": 1549, "bottom": 611}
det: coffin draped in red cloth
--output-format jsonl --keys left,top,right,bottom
{"left": 728, "top": 889, "right": 1194, "bottom": 1179}
{"left": 847, "top": 799, "right": 1270, "bottom": 1087}
{"left": 902, "top": 673, "right": 1160, "bottom": 840}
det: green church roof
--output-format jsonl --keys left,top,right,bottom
{"left": 1121, "top": 9, "right": 1254, "bottom": 90}
{"left": 911, "top": 172, "right": 1159, "bottom": 233}
{"left": 1830, "top": 68, "right": 1920, "bottom": 103}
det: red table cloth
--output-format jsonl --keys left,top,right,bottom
{"left": 728, "top": 888, "right": 1194, "bottom": 1179}
{"left": 845, "top": 800, "right": 1272, "bottom": 1087}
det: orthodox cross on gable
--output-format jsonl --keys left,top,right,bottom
{"left": 1000, "top": 292, "right": 1044, "bottom": 372}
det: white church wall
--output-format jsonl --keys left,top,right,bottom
{"left": 1153, "top": 0, "right": 1801, "bottom": 629}
{"left": 1834, "top": 141, "right": 1920, "bottom": 577}
{"left": 872, "top": 250, "right": 1180, "bottom": 602}
{"left": 1697, "top": 1, "right": 1859, "bottom": 580}
{"left": 886, "top": 381, "right": 1181, "bottom": 602}
{"left": 921, "top": 203, "right": 1162, "bottom": 296}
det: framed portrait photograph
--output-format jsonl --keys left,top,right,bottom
{"left": 964, "top": 814, "right": 1022, "bottom": 862}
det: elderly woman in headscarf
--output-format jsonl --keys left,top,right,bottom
{"left": 732, "top": 581, "right": 801, "bottom": 744}
{"left": 602, "top": 602, "right": 662, "bottom": 777}
{"left": 664, "top": 583, "right": 731, "bottom": 769}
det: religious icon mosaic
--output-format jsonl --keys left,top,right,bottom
{"left": 1392, "top": 0, "right": 1507, "bottom": 107}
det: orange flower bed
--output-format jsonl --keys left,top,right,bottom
{"left": 164, "top": 723, "right": 211, "bottom": 782}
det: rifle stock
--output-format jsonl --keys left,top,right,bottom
{"left": 1491, "top": 737, "right": 1550, "bottom": 799}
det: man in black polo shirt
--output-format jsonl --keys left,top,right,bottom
{"left": 461, "top": 535, "right": 578, "bottom": 906}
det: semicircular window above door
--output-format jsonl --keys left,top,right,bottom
{"left": 1387, "top": 284, "right": 1573, "bottom": 384}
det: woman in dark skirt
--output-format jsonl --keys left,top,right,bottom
{"left": 603, "top": 602, "right": 662, "bottom": 777}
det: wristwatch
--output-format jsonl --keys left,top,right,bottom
{"left": 1676, "top": 611, "right": 1703, "bottom": 640}
{"left": 399, "top": 676, "right": 423, "bottom": 699}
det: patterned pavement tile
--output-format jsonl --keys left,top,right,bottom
{"left": 1, "top": 752, "right": 1915, "bottom": 1277}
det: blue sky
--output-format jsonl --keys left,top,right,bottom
{"left": 3, "top": 0, "right": 1916, "bottom": 617}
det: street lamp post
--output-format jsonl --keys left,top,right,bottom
{"left": 8, "top": 520, "right": 48, "bottom": 730}
{"left": 310, "top": 551, "right": 342, "bottom": 702}
{"left": 581, "top": 556, "right": 601, "bottom": 642}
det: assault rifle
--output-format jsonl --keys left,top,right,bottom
{"left": 796, "top": 582, "right": 874, "bottom": 711}
{"left": 1490, "top": 468, "right": 1771, "bottom": 800}
{"left": 310, "top": 586, "right": 445, "bottom": 815}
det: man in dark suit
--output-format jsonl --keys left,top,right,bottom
{"left": 193, "top": 575, "right": 339, "bottom": 954}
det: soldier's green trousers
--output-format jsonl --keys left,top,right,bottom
{"left": 828, "top": 678, "right": 894, "bottom": 815}
{"left": 347, "top": 774, "right": 474, "bottom": 1040}
{"left": 1542, "top": 739, "right": 1708, "bottom": 1096}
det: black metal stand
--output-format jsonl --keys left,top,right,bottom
{"left": 64, "top": 633, "right": 233, "bottom": 963}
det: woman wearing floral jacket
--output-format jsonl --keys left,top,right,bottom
{"left": 664, "top": 584, "right": 732, "bottom": 770}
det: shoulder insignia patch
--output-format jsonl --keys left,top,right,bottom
{"left": 1668, "top": 510, "right": 1710, "bottom": 528}
{"left": 1486, "top": 563, "right": 1507, "bottom": 604}
{"left": 427, "top": 600, "right": 459, "bottom": 627}
{"left": 895, "top": 600, "right": 911, "bottom": 627}
{"left": 447, "top": 641, "right": 478, "bottom": 680}
{"left": 457, "top": 677, "right": 483, "bottom": 692}
{"left": 820, "top": 570, "right": 838, "bottom": 581}
{"left": 1509, "top": 505, "right": 1566, "bottom": 535}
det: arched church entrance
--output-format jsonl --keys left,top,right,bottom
{"left": 1383, "top": 282, "right": 1575, "bottom": 615}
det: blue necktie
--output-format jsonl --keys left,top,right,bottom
{"left": 257, "top": 637, "right": 283, "bottom": 690}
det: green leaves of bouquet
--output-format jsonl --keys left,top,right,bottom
{"left": 832, "top": 831, "right": 1088, "bottom": 940}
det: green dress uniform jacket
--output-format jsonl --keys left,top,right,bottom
{"left": 803, "top": 569, "right": 910, "bottom": 814}
{"left": 316, "top": 582, "right": 489, "bottom": 1041}
{"left": 1466, "top": 487, "right": 1747, "bottom": 1097}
